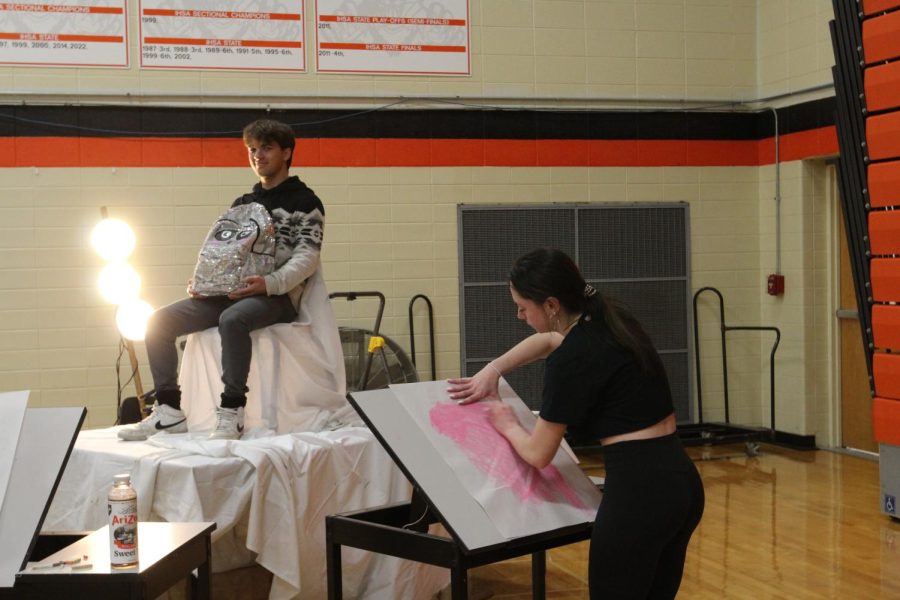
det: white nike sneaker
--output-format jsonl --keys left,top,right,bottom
{"left": 118, "top": 402, "right": 188, "bottom": 441}
{"left": 209, "top": 406, "right": 245, "bottom": 440}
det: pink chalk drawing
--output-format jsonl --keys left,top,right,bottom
{"left": 429, "top": 401, "right": 587, "bottom": 510}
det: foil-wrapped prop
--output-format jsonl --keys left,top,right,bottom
{"left": 190, "top": 202, "right": 276, "bottom": 296}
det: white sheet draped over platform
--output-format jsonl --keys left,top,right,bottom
{"left": 179, "top": 269, "right": 348, "bottom": 434}
{"left": 43, "top": 271, "right": 449, "bottom": 598}
{"left": 43, "top": 426, "right": 449, "bottom": 599}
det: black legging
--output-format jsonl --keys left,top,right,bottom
{"left": 589, "top": 434, "right": 704, "bottom": 599}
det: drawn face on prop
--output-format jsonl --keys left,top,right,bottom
{"left": 209, "top": 218, "right": 260, "bottom": 247}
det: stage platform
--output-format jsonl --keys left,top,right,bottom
{"left": 41, "top": 422, "right": 448, "bottom": 600}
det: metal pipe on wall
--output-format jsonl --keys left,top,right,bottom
{"left": 0, "top": 83, "right": 835, "bottom": 110}
{"left": 771, "top": 107, "right": 782, "bottom": 276}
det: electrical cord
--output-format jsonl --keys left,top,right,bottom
{"left": 113, "top": 336, "right": 139, "bottom": 425}
{"left": 402, "top": 504, "right": 430, "bottom": 530}
{"left": 0, "top": 98, "right": 411, "bottom": 137}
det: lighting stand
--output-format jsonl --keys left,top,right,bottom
{"left": 98, "top": 205, "right": 147, "bottom": 417}
{"left": 124, "top": 338, "right": 146, "bottom": 414}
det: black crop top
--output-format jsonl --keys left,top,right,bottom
{"left": 539, "top": 319, "right": 674, "bottom": 444}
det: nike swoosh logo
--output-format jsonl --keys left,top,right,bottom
{"left": 155, "top": 418, "right": 186, "bottom": 431}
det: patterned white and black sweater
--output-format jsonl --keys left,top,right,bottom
{"left": 232, "top": 175, "right": 324, "bottom": 309}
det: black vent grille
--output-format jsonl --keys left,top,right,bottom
{"left": 459, "top": 203, "right": 692, "bottom": 422}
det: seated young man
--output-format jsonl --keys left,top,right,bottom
{"left": 119, "top": 119, "right": 325, "bottom": 441}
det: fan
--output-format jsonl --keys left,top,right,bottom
{"left": 339, "top": 327, "right": 419, "bottom": 392}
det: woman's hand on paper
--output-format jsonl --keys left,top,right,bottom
{"left": 447, "top": 366, "right": 501, "bottom": 405}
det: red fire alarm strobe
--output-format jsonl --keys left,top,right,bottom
{"left": 767, "top": 274, "right": 785, "bottom": 296}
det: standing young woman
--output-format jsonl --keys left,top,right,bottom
{"left": 447, "top": 248, "right": 704, "bottom": 599}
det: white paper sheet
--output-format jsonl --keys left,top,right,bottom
{"left": 0, "top": 406, "right": 84, "bottom": 589}
{"left": 390, "top": 380, "right": 601, "bottom": 541}
{"left": 0, "top": 390, "right": 28, "bottom": 518}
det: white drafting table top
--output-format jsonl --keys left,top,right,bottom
{"left": 0, "top": 400, "right": 85, "bottom": 588}
{"left": 350, "top": 380, "right": 600, "bottom": 552}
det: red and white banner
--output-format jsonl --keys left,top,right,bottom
{"left": 139, "top": 0, "right": 304, "bottom": 71}
{"left": 315, "top": 0, "right": 469, "bottom": 75}
{"left": 0, "top": 1, "right": 127, "bottom": 68}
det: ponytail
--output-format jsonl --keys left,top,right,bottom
{"left": 594, "top": 295, "right": 664, "bottom": 376}
{"left": 511, "top": 248, "right": 664, "bottom": 375}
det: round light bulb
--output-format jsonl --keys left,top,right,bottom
{"left": 98, "top": 262, "right": 141, "bottom": 305}
{"left": 116, "top": 299, "right": 154, "bottom": 341}
{"left": 91, "top": 218, "right": 136, "bottom": 262}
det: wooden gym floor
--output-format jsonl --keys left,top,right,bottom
{"left": 469, "top": 443, "right": 900, "bottom": 599}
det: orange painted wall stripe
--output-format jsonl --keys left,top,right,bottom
{"left": 144, "top": 37, "right": 301, "bottom": 48}
{"left": 14, "top": 137, "right": 81, "bottom": 167}
{"left": 79, "top": 137, "right": 142, "bottom": 167}
{"left": 320, "top": 42, "right": 465, "bottom": 52}
{"left": 873, "top": 396, "right": 900, "bottom": 445}
{"left": 319, "top": 138, "right": 376, "bottom": 167}
{"left": 0, "top": 138, "right": 13, "bottom": 166}
{"left": 319, "top": 15, "right": 465, "bottom": 26}
{"left": 430, "top": 139, "right": 484, "bottom": 166}
{"left": 484, "top": 139, "right": 536, "bottom": 166}
{"left": 143, "top": 9, "right": 300, "bottom": 20}
{"left": 757, "top": 126, "right": 838, "bottom": 163}
{"left": 0, "top": 127, "right": 838, "bottom": 168}
{"left": 375, "top": 139, "right": 433, "bottom": 166}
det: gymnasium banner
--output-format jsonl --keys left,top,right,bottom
{"left": 0, "top": 1, "right": 127, "bottom": 68}
{"left": 139, "top": 0, "right": 305, "bottom": 71}
{"left": 315, "top": 0, "right": 470, "bottom": 75}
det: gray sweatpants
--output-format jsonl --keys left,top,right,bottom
{"left": 145, "top": 294, "right": 297, "bottom": 406}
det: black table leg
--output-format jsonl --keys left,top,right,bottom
{"left": 188, "top": 535, "right": 212, "bottom": 600}
{"left": 450, "top": 565, "right": 468, "bottom": 600}
{"left": 532, "top": 550, "right": 546, "bottom": 600}
{"left": 326, "top": 523, "right": 342, "bottom": 600}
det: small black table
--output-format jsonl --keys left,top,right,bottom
{"left": 326, "top": 500, "right": 592, "bottom": 600}
{"left": 13, "top": 522, "right": 216, "bottom": 600}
